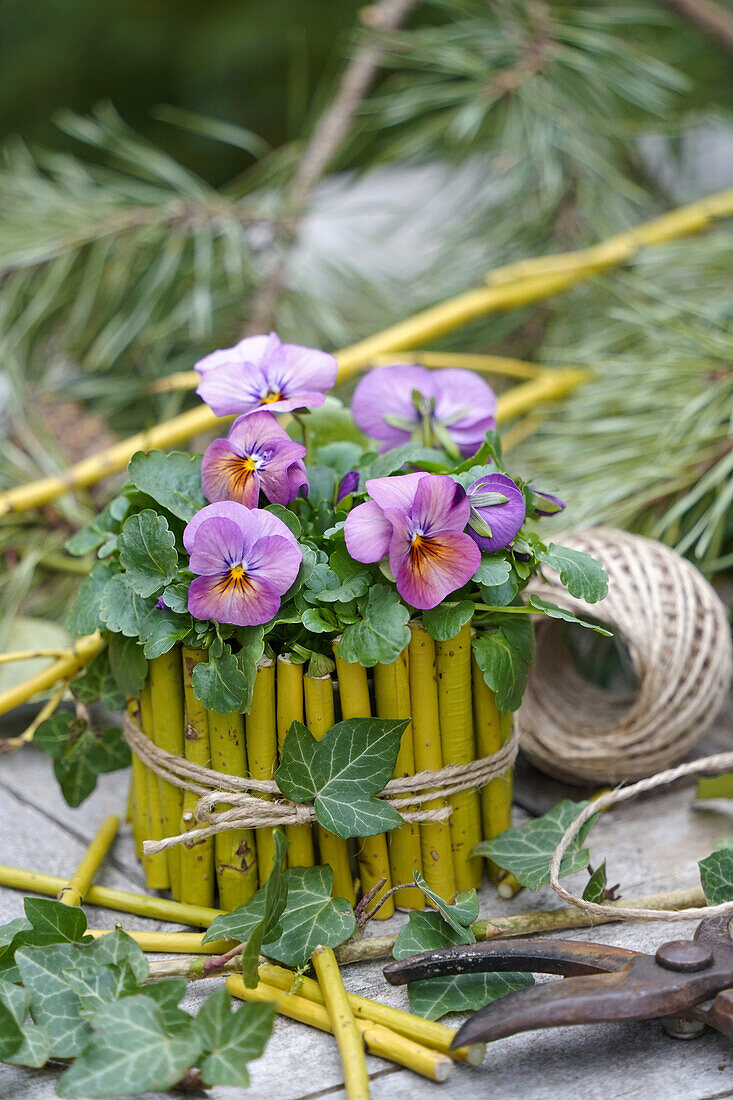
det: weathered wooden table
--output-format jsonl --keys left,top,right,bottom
{"left": 2, "top": 705, "right": 732, "bottom": 1100}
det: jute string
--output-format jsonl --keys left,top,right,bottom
{"left": 550, "top": 751, "right": 733, "bottom": 921}
{"left": 518, "top": 527, "right": 732, "bottom": 784}
{"left": 123, "top": 714, "right": 519, "bottom": 856}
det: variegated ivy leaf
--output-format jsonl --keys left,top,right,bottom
{"left": 0, "top": 898, "right": 90, "bottom": 984}
{"left": 582, "top": 861, "right": 608, "bottom": 904}
{"left": 276, "top": 717, "right": 407, "bottom": 839}
{"left": 474, "top": 800, "right": 597, "bottom": 891}
{"left": 193, "top": 987, "right": 275, "bottom": 1088}
{"left": 412, "top": 871, "right": 478, "bottom": 940}
{"left": 699, "top": 846, "right": 733, "bottom": 905}
{"left": 0, "top": 980, "right": 52, "bottom": 1067}
{"left": 262, "top": 865, "right": 356, "bottom": 969}
{"left": 57, "top": 995, "right": 200, "bottom": 1099}
{"left": 16, "top": 943, "right": 94, "bottom": 1057}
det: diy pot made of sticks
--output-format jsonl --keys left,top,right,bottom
{"left": 126, "top": 621, "right": 515, "bottom": 915}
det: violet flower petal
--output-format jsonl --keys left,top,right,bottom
{"left": 411, "top": 474, "right": 470, "bottom": 535}
{"left": 187, "top": 516, "right": 248, "bottom": 577}
{"left": 188, "top": 572, "right": 282, "bottom": 627}
{"left": 386, "top": 508, "right": 480, "bottom": 609}
{"left": 201, "top": 438, "right": 261, "bottom": 507}
{"left": 364, "top": 472, "right": 426, "bottom": 512}
{"left": 466, "top": 472, "right": 526, "bottom": 552}
{"left": 245, "top": 534, "right": 302, "bottom": 592}
{"left": 344, "top": 500, "right": 393, "bottom": 563}
{"left": 352, "top": 365, "right": 429, "bottom": 445}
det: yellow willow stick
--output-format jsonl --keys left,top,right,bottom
{"left": 374, "top": 650, "right": 424, "bottom": 911}
{"left": 0, "top": 864, "right": 222, "bottom": 926}
{"left": 148, "top": 650, "right": 185, "bottom": 898}
{"left": 276, "top": 655, "right": 315, "bottom": 868}
{"left": 259, "top": 964, "right": 484, "bottom": 1066}
{"left": 180, "top": 647, "right": 215, "bottom": 908}
{"left": 0, "top": 676, "right": 69, "bottom": 756}
{"left": 408, "top": 624, "right": 456, "bottom": 903}
{"left": 227, "top": 976, "right": 452, "bottom": 1084}
{"left": 126, "top": 698, "right": 147, "bottom": 862}
{"left": 139, "top": 682, "right": 170, "bottom": 890}
{"left": 372, "top": 350, "right": 543, "bottom": 379}
{"left": 333, "top": 639, "right": 394, "bottom": 920}
{"left": 7, "top": 184, "right": 730, "bottom": 519}
{"left": 436, "top": 624, "right": 483, "bottom": 891}
{"left": 246, "top": 659, "right": 278, "bottom": 882}
{"left": 57, "top": 815, "right": 120, "bottom": 907}
{"left": 0, "top": 648, "right": 69, "bottom": 665}
{"left": 471, "top": 656, "right": 510, "bottom": 885}
{"left": 0, "top": 632, "right": 102, "bottom": 717}
{"left": 87, "top": 929, "right": 235, "bottom": 954}
{"left": 497, "top": 872, "right": 523, "bottom": 900}
{"left": 209, "top": 708, "right": 259, "bottom": 909}
{"left": 311, "top": 945, "right": 370, "bottom": 1100}
{"left": 304, "top": 672, "right": 355, "bottom": 904}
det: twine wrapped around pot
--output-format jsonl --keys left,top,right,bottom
{"left": 517, "top": 528, "right": 732, "bottom": 784}
{"left": 123, "top": 713, "right": 520, "bottom": 854}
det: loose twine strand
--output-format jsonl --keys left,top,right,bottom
{"left": 123, "top": 714, "right": 519, "bottom": 855}
{"left": 550, "top": 751, "right": 733, "bottom": 921}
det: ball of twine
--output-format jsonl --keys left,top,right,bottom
{"left": 517, "top": 527, "right": 732, "bottom": 784}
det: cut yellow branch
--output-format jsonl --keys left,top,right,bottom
{"left": 246, "top": 659, "right": 278, "bottom": 882}
{"left": 0, "top": 648, "right": 70, "bottom": 665}
{"left": 259, "top": 963, "right": 483, "bottom": 1065}
{"left": 87, "top": 929, "right": 234, "bottom": 954}
{"left": 139, "top": 682, "right": 171, "bottom": 890}
{"left": 126, "top": 698, "right": 147, "bottom": 861}
{"left": 372, "top": 350, "right": 543, "bottom": 379}
{"left": 148, "top": 650, "right": 185, "bottom": 898}
{"left": 57, "top": 815, "right": 120, "bottom": 907}
{"left": 494, "top": 368, "right": 590, "bottom": 424}
{"left": 333, "top": 639, "right": 394, "bottom": 919}
{"left": 0, "top": 632, "right": 102, "bottom": 718}
{"left": 180, "top": 647, "right": 215, "bottom": 908}
{"left": 374, "top": 650, "right": 424, "bottom": 910}
{"left": 471, "top": 656, "right": 511, "bottom": 884}
{"left": 311, "top": 945, "right": 370, "bottom": 1099}
{"left": 436, "top": 623, "right": 483, "bottom": 891}
{"left": 304, "top": 672, "right": 355, "bottom": 904}
{"left": 209, "top": 708, "right": 259, "bottom": 909}
{"left": 276, "top": 655, "right": 315, "bottom": 868}
{"left": 408, "top": 624, "right": 456, "bottom": 902}
{"left": 0, "top": 676, "right": 70, "bottom": 756}
{"left": 227, "top": 975, "right": 452, "bottom": 1083}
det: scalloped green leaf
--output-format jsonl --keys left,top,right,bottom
{"left": 118, "top": 510, "right": 178, "bottom": 598}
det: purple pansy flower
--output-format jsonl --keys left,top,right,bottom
{"left": 183, "top": 502, "right": 301, "bottom": 627}
{"left": 530, "top": 487, "right": 566, "bottom": 516}
{"left": 465, "top": 472, "right": 526, "bottom": 552}
{"left": 195, "top": 332, "right": 337, "bottom": 418}
{"left": 201, "top": 411, "right": 308, "bottom": 508}
{"left": 352, "top": 365, "right": 497, "bottom": 458}
{"left": 345, "top": 472, "right": 480, "bottom": 610}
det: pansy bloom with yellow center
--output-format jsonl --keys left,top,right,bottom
{"left": 195, "top": 331, "right": 337, "bottom": 418}
{"left": 201, "top": 411, "right": 308, "bottom": 508}
{"left": 344, "top": 472, "right": 480, "bottom": 609}
{"left": 183, "top": 501, "right": 301, "bottom": 626}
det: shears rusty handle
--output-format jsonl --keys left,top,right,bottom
{"left": 383, "top": 915, "right": 733, "bottom": 1047}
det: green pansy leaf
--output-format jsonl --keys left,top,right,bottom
{"left": 301, "top": 607, "right": 337, "bottom": 634}
{"left": 474, "top": 800, "right": 597, "bottom": 890}
{"left": 262, "top": 866, "right": 356, "bottom": 969}
{"left": 265, "top": 504, "right": 302, "bottom": 539}
{"left": 526, "top": 595, "right": 612, "bottom": 636}
{"left": 276, "top": 718, "right": 406, "bottom": 839}
{"left": 161, "top": 581, "right": 191, "bottom": 615}
{"left": 480, "top": 574, "right": 519, "bottom": 607}
{"left": 142, "top": 609, "right": 191, "bottom": 659}
{"left": 108, "top": 634, "right": 147, "bottom": 695}
{"left": 99, "top": 574, "right": 158, "bottom": 638}
{"left": 473, "top": 557, "right": 512, "bottom": 587}
{"left": 540, "top": 544, "right": 608, "bottom": 604}
{"left": 234, "top": 627, "right": 267, "bottom": 711}
{"left": 194, "top": 988, "right": 275, "bottom": 1088}
{"left": 471, "top": 617, "right": 535, "bottom": 712}
{"left": 192, "top": 649, "right": 249, "bottom": 714}
{"left": 699, "top": 847, "right": 733, "bottom": 905}
{"left": 359, "top": 444, "right": 447, "bottom": 484}
{"left": 412, "top": 871, "right": 478, "bottom": 939}
{"left": 66, "top": 560, "right": 115, "bottom": 635}
{"left": 582, "top": 861, "right": 608, "bottom": 904}
{"left": 57, "top": 995, "right": 199, "bottom": 1098}
{"left": 118, "top": 510, "right": 178, "bottom": 598}
{"left": 422, "top": 601, "right": 473, "bottom": 641}
{"left": 337, "top": 585, "right": 411, "bottom": 668}
{"left": 128, "top": 450, "right": 206, "bottom": 521}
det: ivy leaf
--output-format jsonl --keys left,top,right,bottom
{"left": 194, "top": 988, "right": 275, "bottom": 1088}
{"left": 118, "top": 510, "right": 178, "bottom": 598}
{"left": 128, "top": 450, "right": 206, "bottom": 521}
{"left": 0, "top": 981, "right": 24, "bottom": 1060}
{"left": 412, "top": 871, "right": 478, "bottom": 940}
{"left": 473, "top": 557, "right": 512, "bottom": 587}
{"left": 142, "top": 609, "right": 191, "bottom": 659}
{"left": 582, "top": 861, "right": 608, "bottom": 904}
{"left": 0, "top": 980, "right": 52, "bottom": 1067}
{"left": 57, "top": 995, "right": 200, "bottom": 1098}
{"left": 472, "top": 617, "right": 535, "bottom": 712}
{"left": 699, "top": 847, "right": 733, "bottom": 905}
{"left": 99, "top": 574, "right": 158, "bottom": 638}
{"left": 16, "top": 943, "right": 93, "bottom": 1057}
{"left": 540, "top": 544, "right": 608, "bottom": 604}
{"left": 262, "top": 866, "right": 356, "bottom": 968}
{"left": 192, "top": 649, "right": 249, "bottom": 714}
{"left": 0, "top": 899, "right": 89, "bottom": 982}
{"left": 422, "top": 601, "right": 473, "bottom": 641}
{"left": 203, "top": 831, "right": 289, "bottom": 987}
{"left": 337, "top": 585, "right": 411, "bottom": 668}
{"left": 65, "top": 961, "right": 140, "bottom": 1019}
{"left": 86, "top": 929, "right": 149, "bottom": 984}
{"left": 391, "top": 910, "right": 532, "bottom": 1020}
{"left": 276, "top": 718, "right": 406, "bottom": 839}
{"left": 70, "top": 649, "right": 125, "bottom": 710}
{"left": 143, "top": 979, "right": 191, "bottom": 1034}
{"left": 66, "top": 560, "right": 115, "bottom": 635}
{"left": 35, "top": 713, "right": 130, "bottom": 808}
{"left": 526, "top": 595, "right": 612, "bottom": 636}
{"left": 108, "top": 634, "right": 147, "bottom": 695}
{"left": 474, "top": 800, "right": 597, "bottom": 890}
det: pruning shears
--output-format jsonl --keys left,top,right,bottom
{"left": 383, "top": 914, "right": 733, "bottom": 1046}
